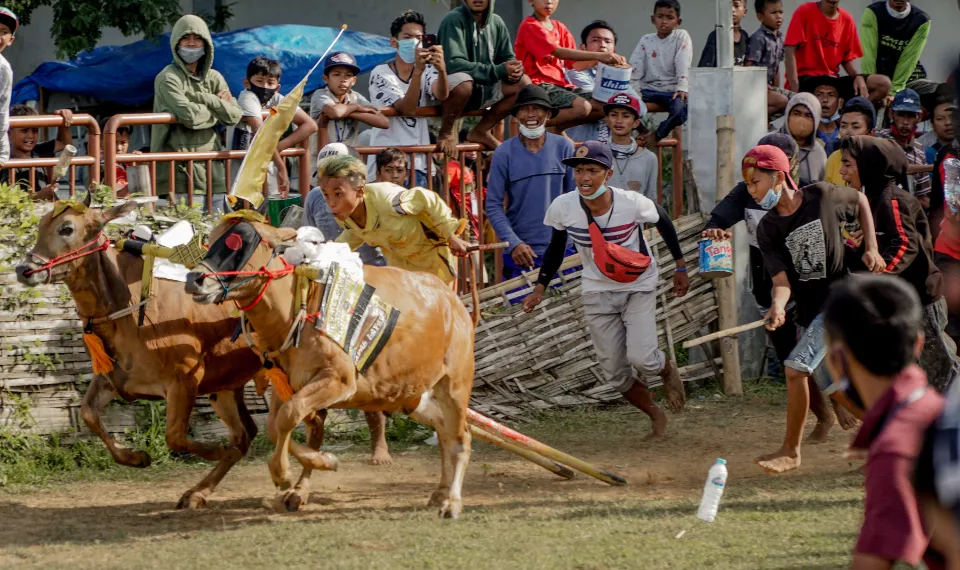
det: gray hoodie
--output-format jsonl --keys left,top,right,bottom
{"left": 780, "top": 92, "right": 827, "bottom": 184}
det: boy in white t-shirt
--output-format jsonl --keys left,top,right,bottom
{"left": 232, "top": 56, "right": 317, "bottom": 197}
{"left": 367, "top": 10, "right": 450, "bottom": 185}
{"left": 522, "top": 140, "right": 689, "bottom": 439}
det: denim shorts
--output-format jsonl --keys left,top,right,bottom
{"left": 784, "top": 313, "right": 836, "bottom": 394}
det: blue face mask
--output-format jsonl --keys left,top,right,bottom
{"left": 582, "top": 184, "right": 609, "bottom": 201}
{"left": 397, "top": 39, "right": 418, "bottom": 64}
{"left": 757, "top": 188, "right": 781, "bottom": 210}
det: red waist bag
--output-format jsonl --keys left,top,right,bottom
{"left": 580, "top": 197, "right": 651, "bottom": 283}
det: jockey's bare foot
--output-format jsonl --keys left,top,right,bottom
{"left": 438, "top": 130, "right": 459, "bottom": 158}
{"left": 805, "top": 410, "right": 835, "bottom": 445}
{"left": 833, "top": 399, "right": 860, "bottom": 430}
{"left": 660, "top": 359, "right": 686, "bottom": 412}
{"left": 644, "top": 407, "right": 668, "bottom": 441}
{"left": 466, "top": 128, "right": 501, "bottom": 152}
{"left": 370, "top": 446, "right": 393, "bottom": 466}
{"left": 755, "top": 447, "right": 801, "bottom": 473}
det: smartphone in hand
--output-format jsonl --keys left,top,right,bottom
{"left": 422, "top": 33, "right": 438, "bottom": 49}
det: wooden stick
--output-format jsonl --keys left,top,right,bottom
{"left": 715, "top": 115, "right": 743, "bottom": 395}
{"left": 466, "top": 241, "right": 509, "bottom": 252}
{"left": 466, "top": 409, "right": 627, "bottom": 486}
{"left": 682, "top": 319, "right": 767, "bottom": 349}
{"left": 469, "top": 425, "right": 576, "bottom": 480}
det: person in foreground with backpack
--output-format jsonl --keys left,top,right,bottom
{"left": 821, "top": 275, "right": 949, "bottom": 570}
{"left": 522, "top": 140, "right": 689, "bottom": 440}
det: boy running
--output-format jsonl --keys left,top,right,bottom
{"left": 750, "top": 144, "right": 884, "bottom": 472}
{"left": 839, "top": 135, "right": 959, "bottom": 392}
{"left": 523, "top": 140, "right": 689, "bottom": 439}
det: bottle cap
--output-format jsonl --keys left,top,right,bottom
{"left": 716, "top": 458, "right": 726, "bottom": 465}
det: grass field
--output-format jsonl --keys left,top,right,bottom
{"left": 0, "top": 382, "right": 871, "bottom": 569}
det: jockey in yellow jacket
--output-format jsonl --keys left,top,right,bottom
{"left": 317, "top": 155, "right": 470, "bottom": 285}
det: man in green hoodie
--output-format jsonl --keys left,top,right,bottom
{"left": 438, "top": 0, "right": 530, "bottom": 157}
{"left": 152, "top": 14, "right": 242, "bottom": 213}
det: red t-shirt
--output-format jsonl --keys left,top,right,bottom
{"left": 783, "top": 2, "right": 864, "bottom": 89}
{"left": 514, "top": 16, "right": 576, "bottom": 88}
{"left": 851, "top": 365, "right": 945, "bottom": 568}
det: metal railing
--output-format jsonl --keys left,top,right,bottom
{"left": 103, "top": 113, "right": 310, "bottom": 211}
{"left": 0, "top": 114, "right": 101, "bottom": 196}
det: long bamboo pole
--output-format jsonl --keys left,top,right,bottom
{"left": 466, "top": 409, "right": 627, "bottom": 486}
{"left": 469, "top": 425, "right": 576, "bottom": 480}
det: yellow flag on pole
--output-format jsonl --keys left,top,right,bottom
{"left": 228, "top": 25, "right": 348, "bottom": 210}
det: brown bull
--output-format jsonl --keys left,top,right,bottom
{"left": 13, "top": 198, "right": 265, "bottom": 508}
{"left": 185, "top": 219, "right": 475, "bottom": 518}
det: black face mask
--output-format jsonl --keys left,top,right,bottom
{"left": 249, "top": 84, "right": 279, "bottom": 106}
{"left": 202, "top": 221, "right": 263, "bottom": 285}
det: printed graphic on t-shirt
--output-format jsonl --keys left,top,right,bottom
{"left": 785, "top": 219, "right": 827, "bottom": 280}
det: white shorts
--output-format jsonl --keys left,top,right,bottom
{"left": 582, "top": 290, "right": 665, "bottom": 393}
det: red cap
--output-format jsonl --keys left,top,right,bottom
{"left": 742, "top": 145, "right": 798, "bottom": 190}
{"left": 603, "top": 93, "right": 645, "bottom": 118}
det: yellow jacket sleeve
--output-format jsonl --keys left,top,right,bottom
{"left": 391, "top": 187, "right": 463, "bottom": 240}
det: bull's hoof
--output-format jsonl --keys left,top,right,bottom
{"left": 120, "top": 449, "right": 152, "bottom": 468}
{"left": 176, "top": 490, "right": 208, "bottom": 510}
{"left": 439, "top": 499, "right": 462, "bottom": 520}
{"left": 273, "top": 474, "right": 294, "bottom": 492}
{"left": 282, "top": 490, "right": 307, "bottom": 512}
{"left": 427, "top": 489, "right": 448, "bottom": 508}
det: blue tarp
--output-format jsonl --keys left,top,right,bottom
{"left": 12, "top": 25, "right": 395, "bottom": 106}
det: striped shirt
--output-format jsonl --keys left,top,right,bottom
{"left": 543, "top": 187, "right": 660, "bottom": 294}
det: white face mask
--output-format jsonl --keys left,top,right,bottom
{"left": 519, "top": 123, "right": 546, "bottom": 139}
{"left": 887, "top": 1, "right": 911, "bottom": 19}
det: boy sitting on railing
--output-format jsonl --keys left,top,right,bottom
{"left": 232, "top": 56, "right": 317, "bottom": 198}
{"left": 1, "top": 104, "right": 73, "bottom": 201}
{"left": 310, "top": 51, "right": 388, "bottom": 147}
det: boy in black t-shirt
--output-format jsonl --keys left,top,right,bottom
{"left": 2, "top": 104, "right": 73, "bottom": 200}
{"left": 749, "top": 144, "right": 884, "bottom": 474}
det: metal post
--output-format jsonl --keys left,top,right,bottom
{"left": 716, "top": 115, "right": 742, "bottom": 395}
{"left": 717, "top": 0, "right": 734, "bottom": 68}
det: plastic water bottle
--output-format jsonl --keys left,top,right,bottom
{"left": 696, "top": 458, "right": 728, "bottom": 522}
{"left": 945, "top": 158, "right": 960, "bottom": 214}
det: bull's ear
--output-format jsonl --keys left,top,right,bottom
{"left": 82, "top": 188, "right": 93, "bottom": 208}
{"left": 100, "top": 201, "right": 138, "bottom": 224}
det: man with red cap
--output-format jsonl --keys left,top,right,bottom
{"left": 749, "top": 144, "right": 885, "bottom": 473}
{"left": 522, "top": 140, "right": 689, "bottom": 440}
{"left": 603, "top": 93, "right": 658, "bottom": 201}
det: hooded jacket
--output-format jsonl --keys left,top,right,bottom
{"left": 438, "top": 0, "right": 515, "bottom": 104}
{"left": 151, "top": 15, "right": 242, "bottom": 197}
{"left": 780, "top": 92, "right": 828, "bottom": 183}
{"left": 849, "top": 135, "right": 941, "bottom": 305}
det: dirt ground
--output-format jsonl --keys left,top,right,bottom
{"left": 0, "top": 388, "right": 868, "bottom": 569}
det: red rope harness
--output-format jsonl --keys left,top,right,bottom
{"left": 24, "top": 233, "right": 111, "bottom": 278}
{"left": 201, "top": 256, "right": 295, "bottom": 312}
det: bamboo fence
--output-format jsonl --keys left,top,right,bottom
{"left": 0, "top": 213, "right": 718, "bottom": 438}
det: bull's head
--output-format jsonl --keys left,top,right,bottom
{"left": 15, "top": 192, "right": 136, "bottom": 287}
{"left": 185, "top": 215, "right": 296, "bottom": 305}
